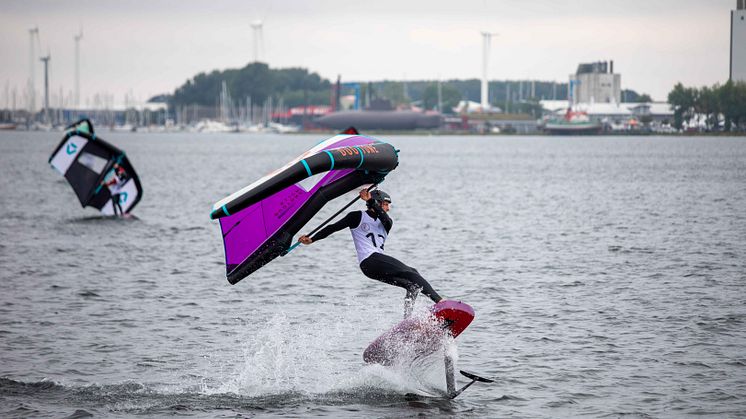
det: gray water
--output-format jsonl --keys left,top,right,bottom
{"left": 1, "top": 131, "right": 745, "bottom": 418}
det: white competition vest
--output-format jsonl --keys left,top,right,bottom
{"left": 350, "top": 211, "right": 388, "bottom": 264}
{"left": 109, "top": 178, "right": 126, "bottom": 194}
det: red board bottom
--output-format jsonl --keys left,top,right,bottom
{"left": 363, "top": 300, "right": 474, "bottom": 365}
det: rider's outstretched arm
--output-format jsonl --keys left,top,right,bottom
{"left": 309, "top": 211, "right": 362, "bottom": 242}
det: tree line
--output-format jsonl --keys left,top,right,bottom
{"left": 167, "top": 62, "right": 649, "bottom": 115}
{"left": 170, "top": 62, "right": 331, "bottom": 109}
{"left": 668, "top": 80, "right": 746, "bottom": 131}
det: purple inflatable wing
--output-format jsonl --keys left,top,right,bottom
{"left": 211, "top": 134, "right": 399, "bottom": 284}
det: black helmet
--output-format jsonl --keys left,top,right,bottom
{"left": 367, "top": 190, "right": 391, "bottom": 208}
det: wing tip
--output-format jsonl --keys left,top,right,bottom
{"left": 210, "top": 205, "right": 230, "bottom": 220}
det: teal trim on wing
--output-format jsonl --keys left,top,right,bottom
{"left": 285, "top": 242, "right": 301, "bottom": 255}
{"left": 324, "top": 150, "right": 335, "bottom": 170}
{"left": 301, "top": 159, "right": 312, "bottom": 176}
{"left": 355, "top": 146, "right": 365, "bottom": 168}
{"left": 222, "top": 205, "right": 230, "bottom": 216}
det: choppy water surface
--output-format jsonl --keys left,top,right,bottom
{"left": 1, "top": 131, "right": 745, "bottom": 418}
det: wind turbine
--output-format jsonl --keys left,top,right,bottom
{"left": 28, "top": 27, "right": 39, "bottom": 112}
{"left": 250, "top": 20, "right": 264, "bottom": 63}
{"left": 40, "top": 51, "right": 51, "bottom": 124}
{"left": 74, "top": 28, "right": 83, "bottom": 108}
{"left": 480, "top": 31, "right": 498, "bottom": 111}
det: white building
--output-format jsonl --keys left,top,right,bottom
{"left": 570, "top": 61, "right": 621, "bottom": 105}
{"left": 732, "top": 0, "right": 746, "bottom": 82}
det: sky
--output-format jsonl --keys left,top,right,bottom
{"left": 0, "top": 0, "right": 738, "bottom": 107}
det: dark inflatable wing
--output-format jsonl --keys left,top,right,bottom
{"left": 211, "top": 133, "right": 399, "bottom": 284}
{"left": 49, "top": 119, "right": 143, "bottom": 215}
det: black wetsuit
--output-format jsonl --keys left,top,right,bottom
{"left": 310, "top": 203, "right": 442, "bottom": 303}
{"left": 110, "top": 169, "right": 127, "bottom": 216}
{"left": 112, "top": 194, "right": 123, "bottom": 216}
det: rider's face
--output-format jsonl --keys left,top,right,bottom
{"left": 381, "top": 201, "right": 390, "bottom": 212}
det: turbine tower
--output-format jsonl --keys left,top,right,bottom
{"left": 74, "top": 28, "right": 83, "bottom": 108}
{"left": 40, "top": 53, "right": 50, "bottom": 124}
{"left": 480, "top": 32, "right": 498, "bottom": 111}
{"left": 28, "top": 27, "right": 39, "bottom": 112}
{"left": 250, "top": 20, "right": 264, "bottom": 63}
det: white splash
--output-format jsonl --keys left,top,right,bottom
{"left": 207, "top": 301, "right": 458, "bottom": 398}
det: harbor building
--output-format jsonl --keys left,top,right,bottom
{"left": 570, "top": 61, "right": 621, "bottom": 104}
{"left": 732, "top": 0, "right": 746, "bottom": 82}
{"left": 540, "top": 100, "right": 674, "bottom": 132}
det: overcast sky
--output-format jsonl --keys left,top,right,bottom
{"left": 0, "top": 0, "right": 737, "bottom": 106}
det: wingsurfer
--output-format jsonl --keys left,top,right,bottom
{"left": 299, "top": 188, "right": 443, "bottom": 317}
{"left": 101, "top": 162, "right": 128, "bottom": 216}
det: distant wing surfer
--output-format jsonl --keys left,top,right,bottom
{"left": 299, "top": 188, "right": 443, "bottom": 317}
{"left": 101, "top": 162, "right": 128, "bottom": 217}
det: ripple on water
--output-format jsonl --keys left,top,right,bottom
{"left": 2, "top": 133, "right": 746, "bottom": 417}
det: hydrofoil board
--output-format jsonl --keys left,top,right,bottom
{"left": 363, "top": 300, "right": 474, "bottom": 365}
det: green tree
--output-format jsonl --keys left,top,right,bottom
{"left": 513, "top": 100, "right": 544, "bottom": 118}
{"left": 719, "top": 81, "right": 737, "bottom": 130}
{"left": 376, "top": 81, "right": 410, "bottom": 107}
{"left": 696, "top": 85, "right": 721, "bottom": 131}
{"left": 733, "top": 81, "right": 746, "bottom": 131}
{"left": 668, "top": 82, "right": 696, "bottom": 130}
{"left": 171, "top": 62, "right": 330, "bottom": 109}
{"left": 422, "top": 83, "right": 462, "bottom": 113}
{"left": 621, "top": 89, "right": 645, "bottom": 102}
{"left": 636, "top": 93, "right": 652, "bottom": 103}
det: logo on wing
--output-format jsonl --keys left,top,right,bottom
{"left": 66, "top": 142, "right": 78, "bottom": 155}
